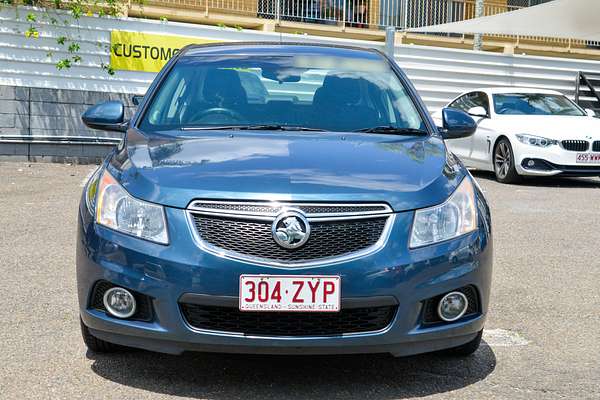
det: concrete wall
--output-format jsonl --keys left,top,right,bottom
{"left": 0, "top": 85, "right": 134, "bottom": 163}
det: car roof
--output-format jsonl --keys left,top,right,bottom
{"left": 181, "top": 42, "right": 386, "bottom": 60}
{"left": 474, "top": 87, "right": 564, "bottom": 95}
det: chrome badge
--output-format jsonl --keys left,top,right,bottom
{"left": 272, "top": 210, "right": 310, "bottom": 249}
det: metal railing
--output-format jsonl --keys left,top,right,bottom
{"left": 378, "top": 0, "right": 524, "bottom": 29}
{"left": 149, "top": 0, "right": 259, "bottom": 15}
{"left": 146, "top": 0, "right": 547, "bottom": 30}
{"left": 257, "top": 0, "right": 370, "bottom": 27}
{"left": 575, "top": 72, "right": 600, "bottom": 116}
{"left": 143, "top": 0, "right": 600, "bottom": 48}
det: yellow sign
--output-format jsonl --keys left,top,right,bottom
{"left": 110, "top": 30, "right": 220, "bottom": 73}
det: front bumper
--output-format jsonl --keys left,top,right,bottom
{"left": 77, "top": 199, "right": 493, "bottom": 357}
{"left": 513, "top": 143, "right": 600, "bottom": 176}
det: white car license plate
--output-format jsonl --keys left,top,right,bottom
{"left": 576, "top": 153, "right": 600, "bottom": 163}
{"left": 239, "top": 275, "right": 341, "bottom": 312}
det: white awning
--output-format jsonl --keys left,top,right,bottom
{"left": 407, "top": 0, "right": 600, "bottom": 42}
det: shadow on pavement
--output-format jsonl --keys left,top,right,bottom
{"left": 470, "top": 170, "right": 600, "bottom": 188}
{"left": 88, "top": 344, "right": 496, "bottom": 399}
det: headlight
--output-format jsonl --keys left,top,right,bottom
{"left": 516, "top": 134, "right": 557, "bottom": 147}
{"left": 85, "top": 167, "right": 102, "bottom": 214}
{"left": 410, "top": 177, "right": 477, "bottom": 248}
{"left": 96, "top": 170, "right": 169, "bottom": 244}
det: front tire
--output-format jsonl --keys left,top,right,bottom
{"left": 80, "top": 318, "right": 123, "bottom": 353}
{"left": 493, "top": 138, "right": 521, "bottom": 184}
{"left": 444, "top": 329, "right": 483, "bottom": 357}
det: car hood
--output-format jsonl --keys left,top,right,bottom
{"left": 494, "top": 115, "right": 600, "bottom": 140}
{"left": 109, "top": 129, "right": 465, "bottom": 212}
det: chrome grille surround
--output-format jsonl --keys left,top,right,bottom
{"left": 186, "top": 201, "right": 395, "bottom": 268}
{"left": 188, "top": 200, "right": 391, "bottom": 218}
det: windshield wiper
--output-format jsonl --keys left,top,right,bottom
{"left": 354, "top": 126, "right": 429, "bottom": 135}
{"left": 182, "top": 125, "right": 324, "bottom": 132}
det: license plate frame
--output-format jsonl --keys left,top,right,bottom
{"left": 239, "top": 275, "right": 341, "bottom": 312}
{"left": 576, "top": 153, "right": 600, "bottom": 163}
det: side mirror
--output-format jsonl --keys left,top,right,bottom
{"left": 585, "top": 108, "right": 596, "bottom": 117}
{"left": 467, "top": 106, "right": 488, "bottom": 118}
{"left": 132, "top": 95, "right": 144, "bottom": 106}
{"left": 82, "top": 100, "right": 127, "bottom": 132}
{"left": 439, "top": 108, "right": 477, "bottom": 139}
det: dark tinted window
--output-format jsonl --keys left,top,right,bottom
{"left": 449, "top": 92, "right": 489, "bottom": 114}
{"left": 138, "top": 54, "right": 426, "bottom": 133}
{"left": 493, "top": 93, "right": 585, "bottom": 116}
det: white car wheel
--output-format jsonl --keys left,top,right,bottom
{"left": 493, "top": 139, "right": 521, "bottom": 184}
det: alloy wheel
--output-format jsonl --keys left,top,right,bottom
{"left": 494, "top": 142, "right": 511, "bottom": 179}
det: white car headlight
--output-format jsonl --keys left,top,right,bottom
{"left": 410, "top": 177, "right": 477, "bottom": 248}
{"left": 516, "top": 134, "right": 557, "bottom": 147}
{"left": 95, "top": 170, "right": 169, "bottom": 244}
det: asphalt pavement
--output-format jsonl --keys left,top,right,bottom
{"left": 0, "top": 161, "right": 599, "bottom": 399}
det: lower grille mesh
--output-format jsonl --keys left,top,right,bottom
{"left": 191, "top": 214, "right": 388, "bottom": 263}
{"left": 180, "top": 304, "right": 397, "bottom": 336}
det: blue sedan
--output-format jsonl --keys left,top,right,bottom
{"left": 77, "top": 43, "right": 492, "bottom": 358}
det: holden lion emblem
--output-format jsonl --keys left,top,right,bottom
{"left": 272, "top": 210, "right": 311, "bottom": 249}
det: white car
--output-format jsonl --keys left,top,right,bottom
{"left": 433, "top": 87, "right": 600, "bottom": 183}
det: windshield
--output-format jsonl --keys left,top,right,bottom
{"left": 138, "top": 54, "right": 427, "bottom": 133}
{"left": 493, "top": 93, "right": 585, "bottom": 116}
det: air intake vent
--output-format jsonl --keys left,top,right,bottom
{"left": 180, "top": 303, "right": 397, "bottom": 336}
{"left": 562, "top": 140, "right": 589, "bottom": 152}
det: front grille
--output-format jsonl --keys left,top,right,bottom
{"left": 191, "top": 214, "right": 388, "bottom": 264}
{"left": 562, "top": 140, "right": 589, "bottom": 151}
{"left": 90, "top": 280, "right": 153, "bottom": 321}
{"left": 422, "top": 286, "right": 480, "bottom": 325}
{"left": 593, "top": 141, "right": 600, "bottom": 152}
{"left": 180, "top": 303, "right": 397, "bottom": 336}
{"left": 189, "top": 202, "right": 389, "bottom": 216}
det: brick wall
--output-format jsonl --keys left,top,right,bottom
{"left": 0, "top": 85, "right": 136, "bottom": 163}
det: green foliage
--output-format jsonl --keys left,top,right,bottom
{"left": 67, "top": 42, "right": 80, "bottom": 53}
{"left": 234, "top": 25, "right": 243, "bottom": 31}
{"left": 160, "top": 16, "right": 168, "bottom": 23}
{"left": 24, "top": 26, "right": 38, "bottom": 38}
{"left": 16, "top": 0, "right": 129, "bottom": 75}
{"left": 101, "top": 63, "right": 115, "bottom": 76}
{"left": 56, "top": 58, "right": 71, "bottom": 70}
{"left": 69, "top": 3, "right": 82, "bottom": 19}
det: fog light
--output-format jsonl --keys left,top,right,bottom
{"left": 527, "top": 159, "right": 535, "bottom": 167}
{"left": 437, "top": 291, "right": 468, "bottom": 322}
{"left": 103, "top": 287, "right": 136, "bottom": 318}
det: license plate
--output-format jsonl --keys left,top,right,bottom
{"left": 239, "top": 275, "right": 341, "bottom": 312}
{"left": 576, "top": 153, "right": 600, "bottom": 163}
